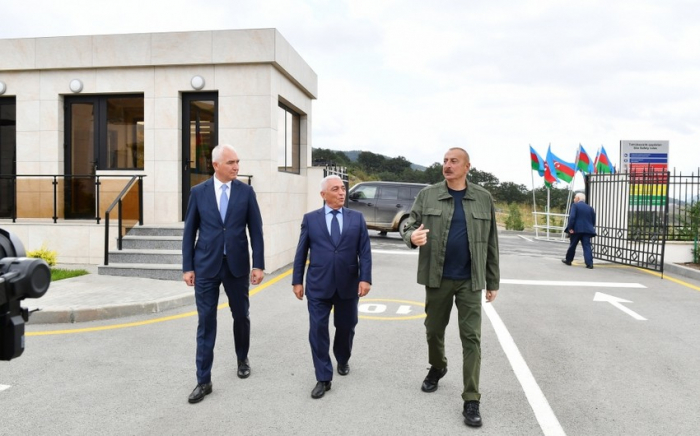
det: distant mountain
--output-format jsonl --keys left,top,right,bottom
{"left": 330, "top": 149, "right": 427, "bottom": 171}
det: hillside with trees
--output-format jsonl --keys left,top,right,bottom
{"left": 312, "top": 148, "right": 572, "bottom": 213}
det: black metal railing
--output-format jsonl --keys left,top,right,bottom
{"left": 665, "top": 168, "right": 700, "bottom": 242}
{"left": 103, "top": 176, "right": 144, "bottom": 265}
{"left": 0, "top": 174, "right": 146, "bottom": 224}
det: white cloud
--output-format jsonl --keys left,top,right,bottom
{"left": 2, "top": 0, "right": 698, "bottom": 186}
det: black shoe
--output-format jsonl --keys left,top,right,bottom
{"left": 188, "top": 382, "right": 212, "bottom": 404}
{"left": 463, "top": 401, "right": 482, "bottom": 427}
{"left": 561, "top": 259, "right": 572, "bottom": 266}
{"left": 337, "top": 363, "right": 350, "bottom": 376}
{"left": 421, "top": 366, "right": 447, "bottom": 393}
{"left": 586, "top": 265, "right": 594, "bottom": 269}
{"left": 311, "top": 381, "right": 331, "bottom": 399}
{"left": 237, "top": 359, "right": 251, "bottom": 379}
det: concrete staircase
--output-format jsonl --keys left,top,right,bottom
{"left": 98, "top": 224, "right": 184, "bottom": 281}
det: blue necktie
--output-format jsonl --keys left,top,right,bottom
{"left": 220, "top": 184, "right": 228, "bottom": 222}
{"left": 220, "top": 185, "right": 228, "bottom": 255}
{"left": 331, "top": 210, "right": 341, "bottom": 246}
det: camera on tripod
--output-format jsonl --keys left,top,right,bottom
{"left": 1, "top": 228, "right": 51, "bottom": 361}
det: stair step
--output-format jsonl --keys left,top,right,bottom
{"left": 101, "top": 224, "right": 186, "bottom": 280}
{"left": 98, "top": 263, "right": 182, "bottom": 281}
{"left": 121, "top": 235, "right": 182, "bottom": 250}
{"left": 127, "top": 224, "right": 184, "bottom": 237}
{"left": 108, "top": 249, "right": 182, "bottom": 264}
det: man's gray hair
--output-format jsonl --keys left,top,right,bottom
{"left": 212, "top": 144, "right": 237, "bottom": 163}
{"left": 321, "top": 175, "right": 343, "bottom": 192}
{"left": 575, "top": 192, "right": 586, "bottom": 202}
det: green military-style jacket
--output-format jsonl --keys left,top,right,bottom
{"left": 402, "top": 180, "right": 500, "bottom": 291}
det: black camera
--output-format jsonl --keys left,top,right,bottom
{"left": 1, "top": 228, "right": 51, "bottom": 361}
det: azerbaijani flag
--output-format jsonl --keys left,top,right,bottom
{"left": 576, "top": 144, "right": 593, "bottom": 174}
{"left": 544, "top": 146, "right": 559, "bottom": 187}
{"left": 594, "top": 146, "right": 615, "bottom": 174}
{"left": 549, "top": 150, "right": 576, "bottom": 183}
{"left": 530, "top": 145, "right": 544, "bottom": 176}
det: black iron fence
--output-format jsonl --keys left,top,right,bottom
{"left": 665, "top": 168, "right": 700, "bottom": 242}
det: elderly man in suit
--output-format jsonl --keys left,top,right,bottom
{"left": 292, "top": 175, "right": 372, "bottom": 399}
{"left": 562, "top": 192, "right": 597, "bottom": 269}
{"left": 182, "top": 144, "right": 265, "bottom": 404}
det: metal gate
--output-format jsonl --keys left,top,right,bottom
{"left": 587, "top": 170, "right": 669, "bottom": 273}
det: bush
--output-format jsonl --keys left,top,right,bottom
{"left": 505, "top": 203, "right": 525, "bottom": 231}
{"left": 26, "top": 244, "right": 58, "bottom": 267}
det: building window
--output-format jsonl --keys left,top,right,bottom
{"left": 65, "top": 94, "right": 145, "bottom": 171}
{"left": 277, "top": 102, "right": 300, "bottom": 174}
{"left": 104, "top": 97, "right": 144, "bottom": 170}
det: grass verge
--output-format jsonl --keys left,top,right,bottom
{"left": 51, "top": 268, "right": 89, "bottom": 281}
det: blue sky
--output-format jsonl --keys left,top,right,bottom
{"left": 2, "top": 0, "right": 699, "bottom": 188}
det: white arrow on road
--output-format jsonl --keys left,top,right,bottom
{"left": 593, "top": 292, "right": 647, "bottom": 321}
{"left": 0, "top": 384, "right": 10, "bottom": 392}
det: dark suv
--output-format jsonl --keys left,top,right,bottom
{"left": 347, "top": 181, "right": 428, "bottom": 237}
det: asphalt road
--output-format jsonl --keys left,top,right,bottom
{"left": 3, "top": 231, "right": 700, "bottom": 435}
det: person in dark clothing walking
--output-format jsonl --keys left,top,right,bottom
{"left": 562, "top": 193, "right": 596, "bottom": 269}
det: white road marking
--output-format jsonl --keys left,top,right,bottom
{"left": 502, "top": 279, "right": 645, "bottom": 288}
{"left": 593, "top": 292, "right": 647, "bottom": 320}
{"left": 484, "top": 299, "right": 567, "bottom": 436}
{"left": 518, "top": 234, "right": 534, "bottom": 242}
{"left": 0, "top": 384, "right": 10, "bottom": 392}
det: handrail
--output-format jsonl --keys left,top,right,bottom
{"left": 0, "top": 173, "right": 145, "bottom": 224}
{"left": 103, "top": 176, "right": 144, "bottom": 266}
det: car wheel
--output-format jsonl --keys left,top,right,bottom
{"left": 398, "top": 216, "right": 409, "bottom": 238}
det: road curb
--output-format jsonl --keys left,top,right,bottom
{"left": 664, "top": 262, "right": 700, "bottom": 282}
{"left": 28, "top": 293, "right": 196, "bottom": 325}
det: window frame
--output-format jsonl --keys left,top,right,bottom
{"left": 277, "top": 101, "right": 301, "bottom": 174}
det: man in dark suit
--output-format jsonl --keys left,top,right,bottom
{"left": 562, "top": 192, "right": 597, "bottom": 269}
{"left": 182, "top": 144, "right": 265, "bottom": 404}
{"left": 292, "top": 175, "right": 372, "bottom": 399}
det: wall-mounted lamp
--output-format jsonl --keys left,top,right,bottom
{"left": 0, "top": 81, "right": 6, "bottom": 95}
{"left": 69, "top": 79, "right": 83, "bottom": 93}
{"left": 191, "top": 75, "right": 205, "bottom": 90}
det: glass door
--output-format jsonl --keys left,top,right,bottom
{"left": 182, "top": 92, "right": 218, "bottom": 219}
{"left": 0, "top": 98, "right": 16, "bottom": 218}
{"left": 64, "top": 98, "right": 97, "bottom": 219}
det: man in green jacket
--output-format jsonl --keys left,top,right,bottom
{"left": 403, "top": 147, "right": 500, "bottom": 428}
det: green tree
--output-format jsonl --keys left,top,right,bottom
{"left": 358, "top": 151, "right": 387, "bottom": 173}
{"left": 423, "top": 163, "right": 444, "bottom": 184}
{"left": 505, "top": 203, "right": 525, "bottom": 230}
{"left": 385, "top": 156, "right": 412, "bottom": 174}
{"left": 468, "top": 167, "right": 499, "bottom": 190}
{"left": 493, "top": 182, "right": 529, "bottom": 204}
{"left": 312, "top": 148, "right": 350, "bottom": 166}
{"left": 532, "top": 186, "right": 571, "bottom": 211}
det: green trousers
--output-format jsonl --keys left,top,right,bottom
{"left": 424, "top": 278, "right": 482, "bottom": 402}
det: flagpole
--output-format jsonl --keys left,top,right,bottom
{"left": 531, "top": 165, "right": 538, "bottom": 238}
{"left": 546, "top": 186, "right": 551, "bottom": 239}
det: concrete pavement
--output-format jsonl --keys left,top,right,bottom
{"left": 23, "top": 243, "right": 700, "bottom": 325}
{"left": 26, "top": 263, "right": 195, "bottom": 324}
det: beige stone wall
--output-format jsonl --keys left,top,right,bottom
{"left": 0, "top": 29, "right": 317, "bottom": 270}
